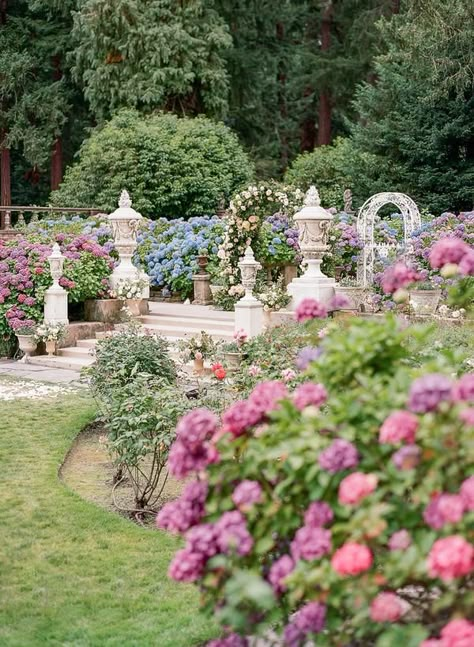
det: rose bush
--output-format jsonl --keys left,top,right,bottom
{"left": 158, "top": 291, "right": 473, "bottom": 644}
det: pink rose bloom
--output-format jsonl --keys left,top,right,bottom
{"left": 427, "top": 536, "right": 473, "bottom": 581}
{"left": 460, "top": 476, "right": 474, "bottom": 511}
{"left": 338, "top": 472, "right": 377, "bottom": 505}
{"left": 331, "top": 542, "right": 373, "bottom": 576}
{"left": 293, "top": 382, "right": 327, "bottom": 410}
{"left": 295, "top": 298, "right": 328, "bottom": 322}
{"left": 441, "top": 618, "right": 474, "bottom": 647}
{"left": 459, "top": 408, "right": 474, "bottom": 426}
{"left": 388, "top": 529, "right": 411, "bottom": 551}
{"left": 379, "top": 410, "right": 418, "bottom": 444}
{"left": 369, "top": 592, "right": 405, "bottom": 623}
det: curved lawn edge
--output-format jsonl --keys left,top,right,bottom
{"left": 0, "top": 394, "right": 217, "bottom": 647}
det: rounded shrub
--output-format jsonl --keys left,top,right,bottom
{"left": 50, "top": 109, "right": 254, "bottom": 219}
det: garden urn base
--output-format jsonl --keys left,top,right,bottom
{"left": 287, "top": 273, "right": 336, "bottom": 309}
{"left": 16, "top": 334, "right": 37, "bottom": 362}
{"left": 409, "top": 290, "right": 442, "bottom": 316}
{"left": 223, "top": 351, "right": 242, "bottom": 369}
{"left": 45, "top": 340, "right": 56, "bottom": 356}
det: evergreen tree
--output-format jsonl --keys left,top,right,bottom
{"left": 70, "top": 0, "right": 232, "bottom": 121}
{"left": 351, "top": 0, "right": 474, "bottom": 212}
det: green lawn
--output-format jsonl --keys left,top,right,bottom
{"left": 0, "top": 393, "right": 216, "bottom": 646}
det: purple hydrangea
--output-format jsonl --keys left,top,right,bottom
{"left": 293, "top": 382, "right": 327, "bottom": 411}
{"left": 156, "top": 480, "right": 207, "bottom": 533}
{"left": 295, "top": 346, "right": 322, "bottom": 371}
{"left": 176, "top": 408, "right": 219, "bottom": 452}
{"left": 185, "top": 523, "right": 218, "bottom": 558}
{"left": 248, "top": 381, "right": 288, "bottom": 417}
{"left": 268, "top": 555, "right": 294, "bottom": 595}
{"left": 222, "top": 400, "right": 261, "bottom": 438}
{"left": 318, "top": 439, "right": 359, "bottom": 473}
{"left": 423, "top": 494, "right": 465, "bottom": 529}
{"left": 167, "top": 439, "right": 212, "bottom": 478}
{"left": 232, "top": 480, "right": 263, "bottom": 508}
{"left": 391, "top": 444, "right": 421, "bottom": 470}
{"left": 168, "top": 548, "right": 204, "bottom": 582}
{"left": 408, "top": 374, "right": 453, "bottom": 413}
{"left": 290, "top": 526, "right": 331, "bottom": 561}
{"left": 215, "top": 511, "right": 253, "bottom": 556}
{"left": 304, "top": 501, "right": 333, "bottom": 528}
{"left": 207, "top": 634, "right": 249, "bottom": 647}
{"left": 284, "top": 602, "right": 326, "bottom": 646}
{"left": 452, "top": 374, "right": 474, "bottom": 402}
{"left": 388, "top": 530, "right": 412, "bottom": 551}
{"left": 295, "top": 298, "right": 328, "bottom": 322}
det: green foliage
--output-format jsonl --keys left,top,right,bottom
{"left": 85, "top": 324, "right": 176, "bottom": 401}
{"left": 104, "top": 374, "right": 191, "bottom": 509}
{"left": 71, "top": 0, "right": 232, "bottom": 120}
{"left": 50, "top": 109, "right": 254, "bottom": 218}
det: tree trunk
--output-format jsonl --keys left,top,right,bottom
{"left": 316, "top": 1, "right": 333, "bottom": 147}
{"left": 51, "top": 137, "right": 63, "bottom": 191}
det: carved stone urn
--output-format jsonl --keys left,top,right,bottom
{"left": 287, "top": 186, "right": 335, "bottom": 308}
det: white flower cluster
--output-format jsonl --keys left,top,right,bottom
{"left": 110, "top": 278, "right": 146, "bottom": 300}
{"left": 437, "top": 304, "right": 466, "bottom": 319}
{"left": 35, "top": 322, "right": 65, "bottom": 342}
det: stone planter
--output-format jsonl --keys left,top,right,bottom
{"left": 16, "top": 334, "right": 37, "bottom": 361}
{"left": 334, "top": 285, "right": 366, "bottom": 311}
{"left": 409, "top": 289, "right": 442, "bottom": 316}
{"left": 125, "top": 298, "right": 149, "bottom": 317}
{"left": 223, "top": 351, "right": 242, "bottom": 369}
{"left": 193, "top": 356, "right": 205, "bottom": 374}
{"left": 85, "top": 298, "right": 123, "bottom": 323}
{"left": 45, "top": 340, "right": 56, "bottom": 356}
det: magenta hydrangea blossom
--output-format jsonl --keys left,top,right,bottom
{"left": 176, "top": 408, "right": 219, "bottom": 452}
{"left": 379, "top": 410, "right": 418, "bottom": 445}
{"left": 222, "top": 400, "right": 261, "bottom": 438}
{"left": 292, "top": 382, "right": 327, "bottom": 411}
{"left": 370, "top": 592, "right": 405, "bottom": 623}
{"left": 283, "top": 601, "right": 326, "bottom": 646}
{"left": 427, "top": 535, "right": 473, "bottom": 581}
{"left": 331, "top": 542, "right": 373, "bottom": 576}
{"left": 452, "top": 374, "right": 474, "bottom": 402}
{"left": 295, "top": 298, "right": 328, "bottom": 322}
{"left": 459, "top": 248, "right": 474, "bottom": 276}
{"left": 207, "top": 634, "right": 249, "bottom": 647}
{"left": 156, "top": 480, "right": 207, "bottom": 533}
{"left": 185, "top": 523, "right": 218, "bottom": 559}
{"left": 168, "top": 548, "right": 204, "bottom": 582}
{"left": 423, "top": 494, "right": 465, "bottom": 529}
{"left": 388, "top": 530, "right": 412, "bottom": 551}
{"left": 268, "top": 555, "right": 294, "bottom": 595}
{"left": 408, "top": 373, "right": 453, "bottom": 413}
{"left": 303, "top": 501, "right": 333, "bottom": 528}
{"left": 248, "top": 380, "right": 288, "bottom": 417}
{"left": 232, "top": 480, "right": 263, "bottom": 508}
{"left": 329, "top": 293, "right": 350, "bottom": 310}
{"left": 460, "top": 475, "right": 474, "bottom": 511}
{"left": 392, "top": 444, "right": 421, "bottom": 470}
{"left": 290, "top": 526, "right": 331, "bottom": 561}
{"left": 381, "top": 262, "right": 419, "bottom": 294}
{"left": 338, "top": 472, "right": 377, "bottom": 505}
{"left": 215, "top": 511, "right": 253, "bottom": 556}
{"left": 167, "top": 439, "right": 213, "bottom": 478}
{"left": 318, "top": 438, "right": 358, "bottom": 473}
{"left": 460, "top": 408, "right": 474, "bottom": 426}
{"left": 440, "top": 618, "right": 474, "bottom": 645}
{"left": 429, "top": 237, "right": 471, "bottom": 268}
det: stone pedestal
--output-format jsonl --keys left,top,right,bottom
{"left": 235, "top": 299, "right": 263, "bottom": 338}
{"left": 192, "top": 273, "right": 212, "bottom": 305}
{"left": 288, "top": 260, "right": 335, "bottom": 308}
{"left": 44, "top": 284, "right": 69, "bottom": 325}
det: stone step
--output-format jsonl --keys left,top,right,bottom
{"left": 148, "top": 301, "right": 234, "bottom": 321}
{"left": 140, "top": 313, "right": 234, "bottom": 330}
{"left": 28, "top": 355, "right": 94, "bottom": 370}
{"left": 58, "top": 346, "right": 95, "bottom": 359}
{"left": 139, "top": 321, "right": 234, "bottom": 341}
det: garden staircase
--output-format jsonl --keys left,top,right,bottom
{"left": 27, "top": 301, "right": 235, "bottom": 372}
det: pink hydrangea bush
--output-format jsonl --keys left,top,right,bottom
{"left": 158, "top": 314, "right": 473, "bottom": 646}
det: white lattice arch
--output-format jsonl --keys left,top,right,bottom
{"left": 356, "top": 192, "right": 421, "bottom": 286}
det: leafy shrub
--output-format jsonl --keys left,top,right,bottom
{"left": 158, "top": 305, "right": 473, "bottom": 644}
{"left": 50, "top": 109, "right": 254, "bottom": 219}
{"left": 104, "top": 374, "right": 191, "bottom": 510}
{"left": 85, "top": 325, "right": 176, "bottom": 400}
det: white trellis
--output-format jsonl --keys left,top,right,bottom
{"left": 356, "top": 192, "right": 421, "bottom": 286}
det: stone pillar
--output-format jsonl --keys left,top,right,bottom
{"left": 44, "top": 243, "right": 69, "bottom": 324}
{"left": 108, "top": 189, "right": 150, "bottom": 295}
{"left": 287, "top": 186, "right": 335, "bottom": 308}
{"left": 192, "top": 255, "right": 212, "bottom": 305}
{"left": 234, "top": 246, "right": 263, "bottom": 338}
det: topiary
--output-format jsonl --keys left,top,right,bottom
{"left": 50, "top": 109, "right": 254, "bottom": 219}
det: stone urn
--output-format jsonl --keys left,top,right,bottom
{"left": 45, "top": 340, "right": 56, "bottom": 356}
{"left": 197, "top": 255, "right": 209, "bottom": 273}
{"left": 334, "top": 285, "right": 366, "bottom": 311}
{"left": 409, "top": 289, "right": 442, "bottom": 316}
{"left": 223, "top": 351, "right": 242, "bottom": 369}
{"left": 193, "top": 356, "right": 205, "bottom": 374}
{"left": 15, "top": 333, "right": 37, "bottom": 361}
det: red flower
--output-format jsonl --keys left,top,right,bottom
{"left": 211, "top": 362, "right": 223, "bottom": 371}
{"left": 214, "top": 368, "right": 226, "bottom": 380}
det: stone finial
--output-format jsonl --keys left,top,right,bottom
{"left": 51, "top": 242, "right": 62, "bottom": 256}
{"left": 119, "top": 189, "right": 132, "bottom": 208}
{"left": 304, "top": 186, "right": 321, "bottom": 208}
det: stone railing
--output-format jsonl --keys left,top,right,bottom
{"left": 0, "top": 205, "right": 102, "bottom": 238}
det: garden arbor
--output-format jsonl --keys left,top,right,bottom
{"left": 356, "top": 192, "right": 421, "bottom": 286}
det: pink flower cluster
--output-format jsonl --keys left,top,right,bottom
{"left": 268, "top": 555, "right": 294, "bottom": 595}
{"left": 338, "top": 472, "right": 377, "bottom": 505}
{"left": 207, "top": 634, "right": 249, "bottom": 647}
{"left": 427, "top": 535, "right": 473, "bottom": 581}
{"left": 295, "top": 298, "right": 328, "bottom": 322}
{"left": 423, "top": 476, "right": 474, "bottom": 529}
{"left": 290, "top": 525, "right": 331, "bottom": 562}
{"left": 156, "top": 480, "right": 207, "bottom": 533}
{"left": 318, "top": 438, "right": 359, "bottom": 473}
{"left": 429, "top": 237, "right": 473, "bottom": 276}
{"left": 283, "top": 602, "right": 326, "bottom": 647}
{"left": 421, "top": 618, "right": 474, "bottom": 647}
{"left": 331, "top": 542, "right": 373, "bottom": 576}
{"left": 292, "top": 382, "right": 327, "bottom": 411}
{"left": 392, "top": 444, "right": 421, "bottom": 470}
{"left": 222, "top": 381, "right": 288, "bottom": 438}
{"left": 452, "top": 374, "right": 474, "bottom": 402}
{"left": 408, "top": 373, "right": 453, "bottom": 413}
{"left": 232, "top": 480, "right": 262, "bottom": 508}
{"left": 168, "top": 408, "right": 219, "bottom": 478}
{"left": 381, "top": 262, "right": 419, "bottom": 294}
{"left": 369, "top": 592, "right": 405, "bottom": 623}
{"left": 388, "top": 529, "right": 411, "bottom": 551}
{"left": 379, "top": 410, "right": 418, "bottom": 444}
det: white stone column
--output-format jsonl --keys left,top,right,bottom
{"left": 108, "top": 190, "right": 150, "bottom": 295}
{"left": 234, "top": 246, "right": 263, "bottom": 338}
{"left": 287, "top": 186, "right": 335, "bottom": 308}
{"left": 44, "top": 243, "right": 69, "bottom": 324}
